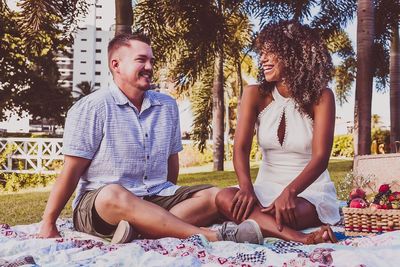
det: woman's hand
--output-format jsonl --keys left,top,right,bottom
{"left": 230, "top": 187, "right": 258, "bottom": 221}
{"left": 261, "top": 187, "right": 297, "bottom": 231}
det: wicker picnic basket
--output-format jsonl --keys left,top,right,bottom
{"left": 343, "top": 207, "right": 400, "bottom": 236}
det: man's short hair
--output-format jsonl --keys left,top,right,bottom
{"left": 107, "top": 33, "right": 151, "bottom": 71}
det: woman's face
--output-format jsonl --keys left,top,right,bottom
{"left": 260, "top": 51, "right": 284, "bottom": 82}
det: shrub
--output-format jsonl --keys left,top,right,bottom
{"left": 371, "top": 128, "right": 390, "bottom": 153}
{"left": 0, "top": 143, "right": 57, "bottom": 191}
{"left": 332, "top": 129, "right": 390, "bottom": 157}
{"left": 250, "top": 135, "right": 262, "bottom": 161}
{"left": 0, "top": 172, "right": 56, "bottom": 192}
{"left": 179, "top": 144, "right": 214, "bottom": 167}
{"left": 331, "top": 134, "right": 354, "bottom": 157}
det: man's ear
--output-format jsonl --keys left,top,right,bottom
{"left": 110, "top": 58, "right": 119, "bottom": 73}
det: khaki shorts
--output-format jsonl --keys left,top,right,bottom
{"left": 73, "top": 184, "right": 213, "bottom": 238}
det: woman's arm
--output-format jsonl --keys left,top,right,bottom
{"left": 231, "top": 84, "right": 266, "bottom": 220}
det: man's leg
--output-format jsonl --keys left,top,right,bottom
{"left": 168, "top": 187, "right": 221, "bottom": 226}
{"left": 94, "top": 184, "right": 219, "bottom": 241}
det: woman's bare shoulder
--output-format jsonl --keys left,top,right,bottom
{"left": 317, "top": 88, "right": 335, "bottom": 106}
{"left": 243, "top": 84, "right": 261, "bottom": 93}
{"left": 311, "top": 88, "right": 335, "bottom": 118}
{"left": 242, "top": 84, "right": 273, "bottom": 114}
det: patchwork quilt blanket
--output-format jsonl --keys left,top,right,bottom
{"left": 0, "top": 219, "right": 399, "bottom": 267}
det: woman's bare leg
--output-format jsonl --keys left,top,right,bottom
{"left": 216, "top": 187, "right": 335, "bottom": 244}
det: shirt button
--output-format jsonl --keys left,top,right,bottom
{"left": 144, "top": 176, "right": 148, "bottom": 180}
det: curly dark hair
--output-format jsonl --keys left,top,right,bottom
{"left": 255, "top": 20, "right": 333, "bottom": 115}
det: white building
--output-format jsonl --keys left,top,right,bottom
{"left": 71, "top": 1, "right": 195, "bottom": 135}
{"left": 72, "top": 0, "right": 115, "bottom": 92}
{"left": 56, "top": 47, "right": 74, "bottom": 90}
{"left": 0, "top": 111, "right": 30, "bottom": 133}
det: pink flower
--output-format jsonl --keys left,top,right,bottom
{"left": 379, "top": 184, "right": 390, "bottom": 193}
{"left": 349, "top": 198, "right": 368, "bottom": 208}
{"left": 349, "top": 188, "right": 366, "bottom": 200}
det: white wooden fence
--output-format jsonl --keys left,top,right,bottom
{"left": 0, "top": 138, "right": 63, "bottom": 174}
{"left": 0, "top": 138, "right": 211, "bottom": 174}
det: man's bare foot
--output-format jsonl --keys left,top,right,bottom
{"left": 304, "top": 225, "right": 337, "bottom": 244}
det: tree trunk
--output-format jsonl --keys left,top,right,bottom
{"left": 236, "top": 59, "right": 243, "bottom": 119}
{"left": 115, "top": 0, "right": 133, "bottom": 35}
{"left": 212, "top": 53, "right": 225, "bottom": 171}
{"left": 354, "top": 0, "right": 375, "bottom": 155}
{"left": 390, "top": 24, "right": 400, "bottom": 153}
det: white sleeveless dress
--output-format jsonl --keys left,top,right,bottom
{"left": 253, "top": 87, "right": 340, "bottom": 225}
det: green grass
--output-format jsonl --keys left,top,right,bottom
{"left": 0, "top": 159, "right": 352, "bottom": 226}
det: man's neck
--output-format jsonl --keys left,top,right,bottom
{"left": 115, "top": 80, "right": 145, "bottom": 111}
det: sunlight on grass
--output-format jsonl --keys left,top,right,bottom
{"left": 0, "top": 159, "right": 352, "bottom": 226}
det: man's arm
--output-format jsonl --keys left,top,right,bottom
{"left": 38, "top": 155, "right": 91, "bottom": 238}
{"left": 167, "top": 153, "right": 179, "bottom": 184}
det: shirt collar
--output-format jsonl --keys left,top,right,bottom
{"left": 110, "top": 81, "right": 162, "bottom": 110}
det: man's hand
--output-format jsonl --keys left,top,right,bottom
{"left": 230, "top": 187, "right": 258, "bottom": 221}
{"left": 261, "top": 187, "right": 297, "bottom": 231}
{"left": 38, "top": 220, "right": 61, "bottom": 238}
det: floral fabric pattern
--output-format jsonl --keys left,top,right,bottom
{"left": 1, "top": 219, "right": 399, "bottom": 266}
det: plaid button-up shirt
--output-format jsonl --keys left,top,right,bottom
{"left": 62, "top": 82, "right": 183, "bottom": 209}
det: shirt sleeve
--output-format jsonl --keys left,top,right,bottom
{"left": 62, "top": 98, "right": 105, "bottom": 159}
{"left": 170, "top": 101, "right": 183, "bottom": 155}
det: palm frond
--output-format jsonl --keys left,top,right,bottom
{"left": 190, "top": 68, "right": 214, "bottom": 152}
{"left": 311, "top": 0, "right": 357, "bottom": 37}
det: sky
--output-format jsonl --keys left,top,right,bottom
{"left": 5, "top": 0, "right": 391, "bottom": 127}
{"left": 250, "top": 11, "right": 391, "bottom": 127}
{"left": 334, "top": 19, "right": 390, "bottom": 126}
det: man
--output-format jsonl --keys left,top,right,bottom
{"left": 38, "top": 33, "right": 263, "bottom": 244}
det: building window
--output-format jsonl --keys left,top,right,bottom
{"left": 81, "top": 38, "right": 87, "bottom": 41}
{"left": 95, "top": 49, "right": 101, "bottom": 53}
{"left": 81, "top": 49, "right": 87, "bottom": 52}
{"left": 95, "top": 4, "right": 102, "bottom": 8}
{"left": 78, "top": 27, "right": 87, "bottom": 30}
{"left": 96, "top": 16, "right": 102, "bottom": 19}
{"left": 95, "top": 60, "right": 101, "bottom": 64}
{"left": 80, "top": 72, "right": 86, "bottom": 75}
{"left": 96, "top": 27, "right": 102, "bottom": 31}
{"left": 95, "top": 71, "right": 101, "bottom": 75}
{"left": 80, "top": 61, "right": 87, "bottom": 64}
{"left": 96, "top": 38, "right": 102, "bottom": 42}
{"left": 94, "top": 82, "right": 101, "bottom": 87}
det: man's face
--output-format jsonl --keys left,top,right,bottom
{"left": 111, "top": 40, "right": 155, "bottom": 91}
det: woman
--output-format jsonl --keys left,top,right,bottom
{"left": 216, "top": 21, "right": 340, "bottom": 244}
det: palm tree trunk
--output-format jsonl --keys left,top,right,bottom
{"left": 354, "top": 0, "right": 375, "bottom": 155}
{"left": 236, "top": 59, "right": 243, "bottom": 118}
{"left": 212, "top": 52, "right": 225, "bottom": 171}
{"left": 212, "top": 0, "right": 225, "bottom": 171}
{"left": 390, "top": 24, "right": 400, "bottom": 153}
{"left": 115, "top": 0, "right": 133, "bottom": 35}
